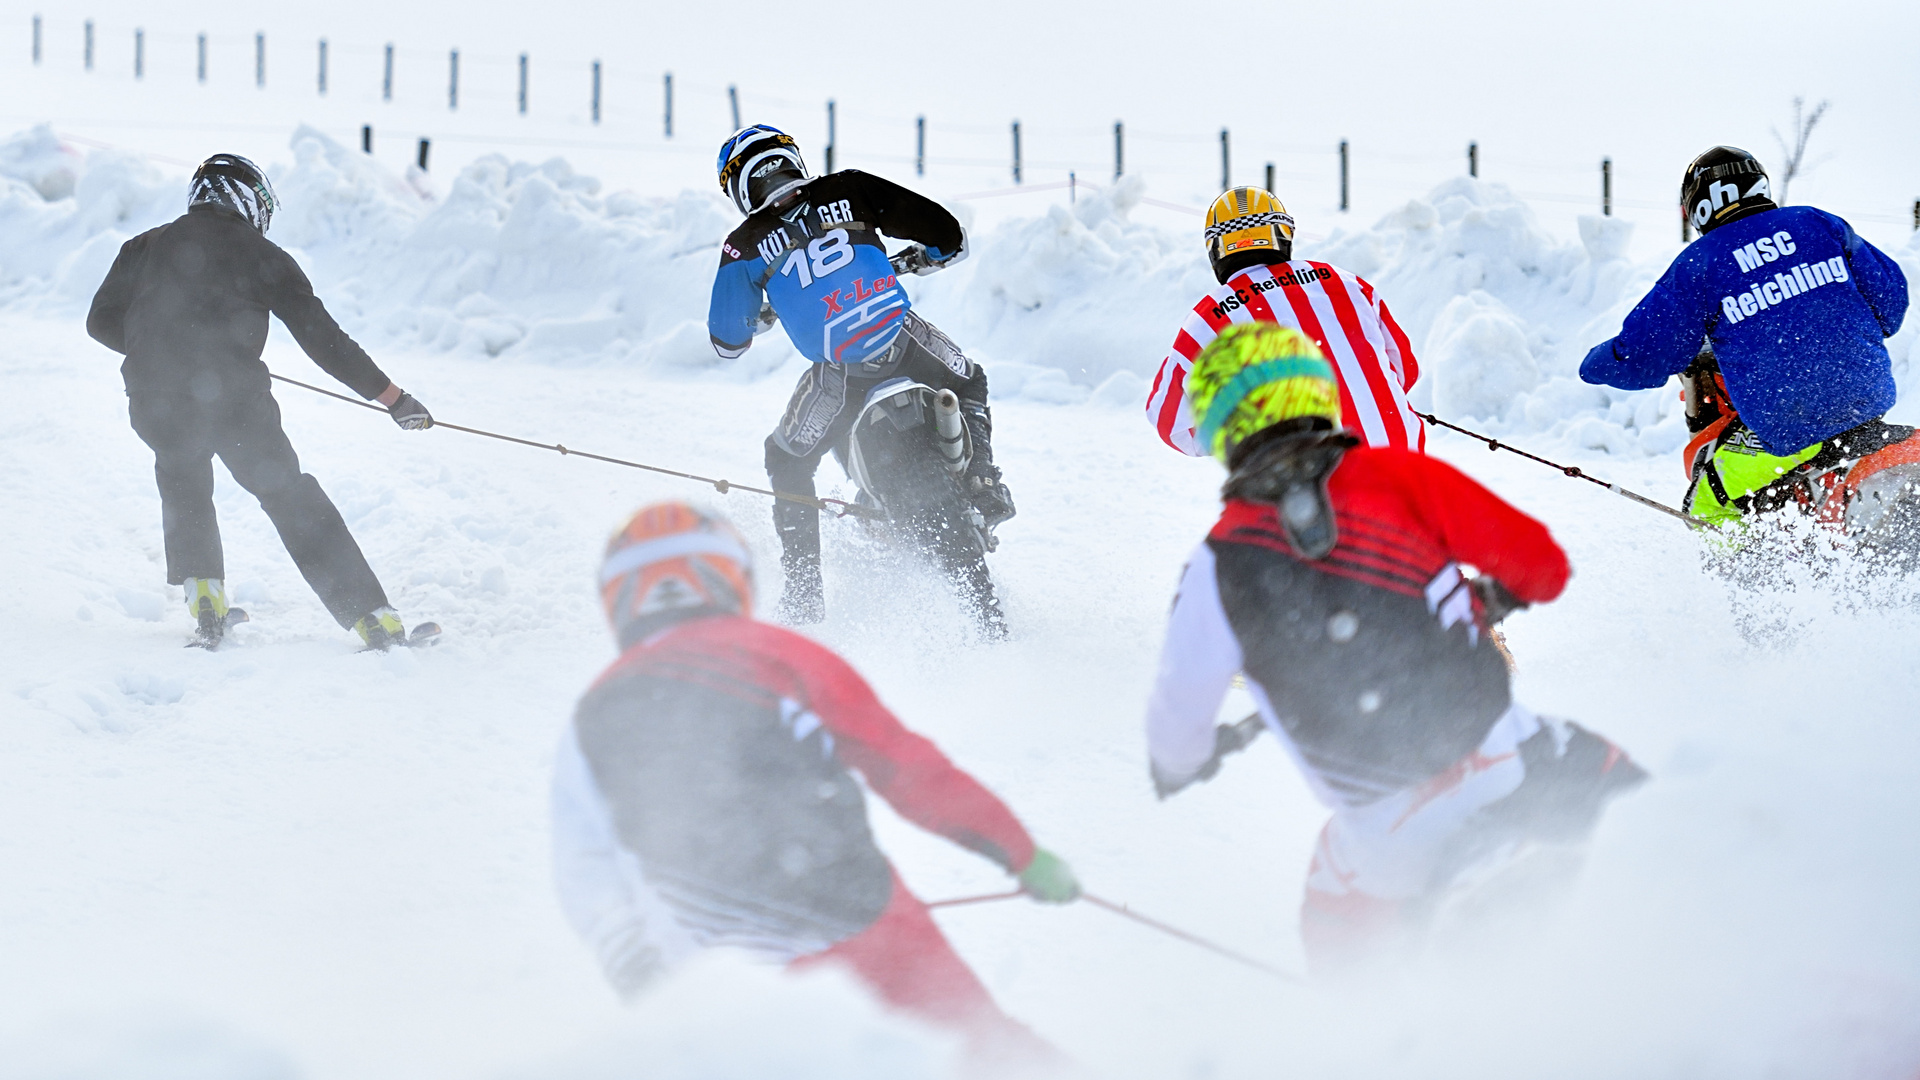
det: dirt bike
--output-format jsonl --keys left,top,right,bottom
{"left": 762, "top": 245, "right": 1010, "bottom": 635}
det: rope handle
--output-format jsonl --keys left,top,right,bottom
{"left": 268, "top": 372, "right": 881, "bottom": 519}
{"left": 1414, "top": 409, "right": 1699, "bottom": 528}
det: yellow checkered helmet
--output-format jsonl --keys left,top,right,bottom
{"left": 1187, "top": 323, "right": 1340, "bottom": 464}
{"left": 1204, "top": 186, "right": 1295, "bottom": 284}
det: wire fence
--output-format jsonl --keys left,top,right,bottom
{"left": 17, "top": 12, "right": 1919, "bottom": 232}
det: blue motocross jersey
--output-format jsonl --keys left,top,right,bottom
{"left": 1580, "top": 205, "right": 1908, "bottom": 455}
{"left": 709, "top": 170, "right": 965, "bottom": 366}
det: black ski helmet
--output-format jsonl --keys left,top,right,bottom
{"left": 1681, "top": 146, "right": 1773, "bottom": 235}
{"left": 189, "top": 153, "right": 277, "bottom": 233}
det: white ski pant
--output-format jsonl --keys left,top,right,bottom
{"left": 1305, "top": 701, "right": 1542, "bottom": 904}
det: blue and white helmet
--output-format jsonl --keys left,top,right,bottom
{"left": 717, "top": 125, "right": 809, "bottom": 216}
{"left": 189, "top": 153, "right": 277, "bottom": 233}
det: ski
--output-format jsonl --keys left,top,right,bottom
{"left": 359, "top": 621, "right": 442, "bottom": 653}
{"left": 186, "top": 608, "right": 250, "bottom": 650}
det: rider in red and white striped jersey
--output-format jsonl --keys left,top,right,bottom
{"left": 1146, "top": 186, "right": 1426, "bottom": 455}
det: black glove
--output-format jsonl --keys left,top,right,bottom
{"left": 388, "top": 392, "right": 433, "bottom": 431}
{"left": 1471, "top": 576, "right": 1526, "bottom": 626}
{"left": 1153, "top": 714, "right": 1265, "bottom": 799}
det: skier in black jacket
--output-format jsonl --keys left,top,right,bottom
{"left": 87, "top": 154, "right": 433, "bottom": 648}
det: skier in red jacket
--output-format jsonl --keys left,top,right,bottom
{"left": 551, "top": 502, "right": 1078, "bottom": 1061}
{"left": 1143, "top": 323, "right": 1643, "bottom": 975}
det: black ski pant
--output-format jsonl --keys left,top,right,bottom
{"left": 129, "top": 388, "right": 388, "bottom": 628}
{"left": 764, "top": 314, "right": 993, "bottom": 572}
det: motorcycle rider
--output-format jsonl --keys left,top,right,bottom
{"left": 706, "top": 124, "right": 1012, "bottom": 625}
{"left": 552, "top": 502, "right": 1077, "bottom": 1065}
{"left": 1146, "top": 185, "right": 1425, "bottom": 456}
{"left": 86, "top": 153, "right": 433, "bottom": 648}
{"left": 1145, "top": 322, "right": 1644, "bottom": 975}
{"left": 1581, "top": 147, "right": 1911, "bottom": 530}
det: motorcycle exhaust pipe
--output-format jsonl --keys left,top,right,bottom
{"left": 933, "top": 389, "right": 968, "bottom": 475}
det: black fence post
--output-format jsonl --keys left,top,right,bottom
{"left": 1912, "top": 199, "right": 1918, "bottom": 231}
{"left": 134, "top": 28, "right": 143, "bottom": 78}
{"left": 517, "top": 54, "right": 527, "bottom": 115}
{"left": 1468, "top": 141, "right": 1478, "bottom": 178}
{"left": 197, "top": 33, "right": 206, "bottom": 83}
{"left": 1339, "top": 139, "right": 1349, "bottom": 211}
{"left": 1264, "top": 162, "right": 1274, "bottom": 194}
{"left": 1219, "top": 128, "right": 1230, "bottom": 191}
{"left": 382, "top": 44, "right": 393, "bottom": 101}
{"left": 417, "top": 138, "right": 430, "bottom": 172}
{"left": 1114, "top": 121, "right": 1123, "bottom": 180}
{"left": 915, "top": 115, "right": 925, "bottom": 176}
{"left": 663, "top": 72, "right": 673, "bottom": 137}
{"left": 728, "top": 85, "right": 740, "bottom": 130}
{"left": 255, "top": 32, "right": 265, "bottom": 87}
{"left": 591, "top": 61, "right": 600, "bottom": 125}
{"left": 1011, "top": 120, "right": 1022, "bottom": 184}
{"left": 32, "top": 15, "right": 40, "bottom": 65}
{"left": 448, "top": 49, "right": 458, "bottom": 110}
{"left": 825, "top": 99, "right": 835, "bottom": 172}
{"left": 84, "top": 20, "right": 92, "bottom": 70}
{"left": 1602, "top": 157, "right": 1613, "bottom": 217}
{"left": 318, "top": 40, "right": 328, "bottom": 95}
{"left": 361, "top": 125, "right": 372, "bottom": 154}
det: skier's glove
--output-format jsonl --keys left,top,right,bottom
{"left": 1152, "top": 714, "right": 1264, "bottom": 799}
{"left": 754, "top": 302, "right": 779, "bottom": 335}
{"left": 1017, "top": 849, "right": 1081, "bottom": 904}
{"left": 1470, "top": 576, "right": 1526, "bottom": 626}
{"left": 388, "top": 392, "right": 433, "bottom": 431}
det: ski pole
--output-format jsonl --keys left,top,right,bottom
{"left": 267, "top": 372, "right": 882, "bottom": 520}
{"left": 1415, "top": 410, "right": 1700, "bottom": 529}
{"left": 1083, "top": 893, "right": 1302, "bottom": 983}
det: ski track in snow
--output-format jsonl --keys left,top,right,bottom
{"left": 1, "top": 309, "right": 1917, "bottom": 1078}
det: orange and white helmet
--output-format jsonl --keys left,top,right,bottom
{"left": 1204, "top": 186, "right": 1296, "bottom": 284}
{"left": 600, "top": 502, "right": 753, "bottom": 646}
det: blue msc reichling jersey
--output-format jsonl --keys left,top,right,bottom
{"left": 1580, "top": 205, "right": 1908, "bottom": 455}
{"left": 709, "top": 170, "right": 965, "bottom": 366}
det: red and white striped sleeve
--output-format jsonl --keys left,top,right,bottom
{"left": 1146, "top": 304, "right": 1220, "bottom": 456}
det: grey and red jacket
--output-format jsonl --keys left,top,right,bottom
{"left": 567, "top": 613, "right": 1035, "bottom": 948}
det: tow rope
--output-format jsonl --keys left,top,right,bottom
{"left": 268, "top": 372, "right": 882, "bottom": 519}
{"left": 1416, "top": 410, "right": 1700, "bottom": 528}
{"left": 926, "top": 889, "right": 1301, "bottom": 983}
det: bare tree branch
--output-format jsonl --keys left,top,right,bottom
{"left": 1771, "top": 97, "right": 1831, "bottom": 204}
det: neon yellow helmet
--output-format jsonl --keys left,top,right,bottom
{"left": 1187, "top": 323, "right": 1341, "bottom": 464}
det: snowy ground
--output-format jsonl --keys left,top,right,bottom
{"left": 2, "top": 296, "right": 1918, "bottom": 1077}
{"left": 2, "top": 57, "right": 1920, "bottom": 1072}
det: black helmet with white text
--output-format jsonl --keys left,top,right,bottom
{"left": 1681, "top": 146, "right": 1775, "bottom": 236}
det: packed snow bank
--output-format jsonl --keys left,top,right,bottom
{"left": 7, "top": 124, "right": 1916, "bottom": 450}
